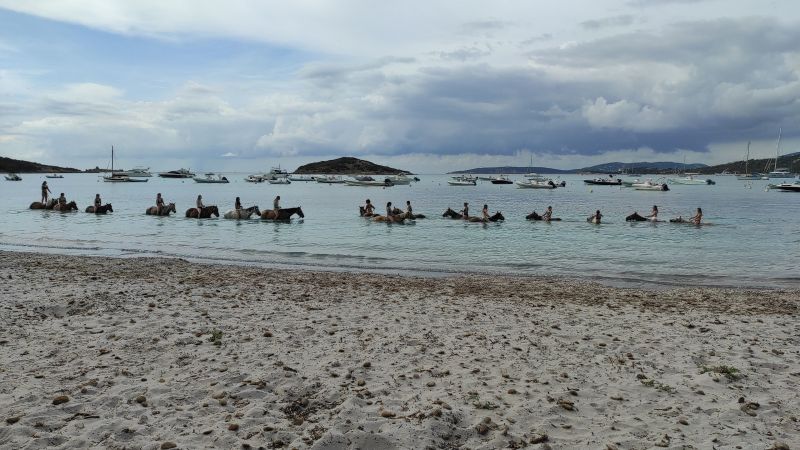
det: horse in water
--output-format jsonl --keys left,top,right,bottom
{"left": 146, "top": 203, "right": 177, "bottom": 216}
{"left": 526, "top": 211, "right": 561, "bottom": 221}
{"left": 466, "top": 212, "right": 505, "bottom": 223}
{"left": 52, "top": 201, "right": 78, "bottom": 212}
{"left": 185, "top": 205, "right": 219, "bottom": 218}
{"left": 85, "top": 203, "right": 113, "bottom": 214}
{"left": 224, "top": 205, "right": 261, "bottom": 219}
{"left": 30, "top": 199, "right": 57, "bottom": 210}
{"left": 359, "top": 206, "right": 378, "bottom": 217}
{"left": 372, "top": 212, "right": 412, "bottom": 223}
{"left": 442, "top": 208, "right": 464, "bottom": 219}
{"left": 261, "top": 207, "right": 304, "bottom": 221}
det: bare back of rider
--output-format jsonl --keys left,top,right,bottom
{"left": 156, "top": 196, "right": 164, "bottom": 214}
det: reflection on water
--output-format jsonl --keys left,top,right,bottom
{"left": 1, "top": 173, "right": 798, "bottom": 288}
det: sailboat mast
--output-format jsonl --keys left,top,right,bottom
{"left": 745, "top": 141, "right": 750, "bottom": 175}
{"left": 774, "top": 128, "right": 782, "bottom": 172}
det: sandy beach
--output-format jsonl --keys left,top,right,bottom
{"left": 0, "top": 251, "right": 798, "bottom": 449}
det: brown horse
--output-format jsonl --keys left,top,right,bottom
{"left": 146, "top": 203, "right": 177, "bottom": 216}
{"left": 359, "top": 206, "right": 378, "bottom": 217}
{"left": 185, "top": 205, "right": 219, "bottom": 218}
{"left": 372, "top": 212, "right": 411, "bottom": 223}
{"left": 466, "top": 212, "right": 504, "bottom": 223}
{"left": 261, "top": 207, "right": 305, "bottom": 221}
{"left": 442, "top": 207, "right": 463, "bottom": 219}
{"left": 30, "top": 199, "right": 57, "bottom": 210}
{"left": 52, "top": 201, "right": 79, "bottom": 212}
{"left": 85, "top": 203, "right": 114, "bottom": 214}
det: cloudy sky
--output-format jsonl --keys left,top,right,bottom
{"left": 1, "top": 0, "right": 798, "bottom": 172}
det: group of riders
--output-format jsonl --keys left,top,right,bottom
{"left": 41, "top": 180, "right": 284, "bottom": 217}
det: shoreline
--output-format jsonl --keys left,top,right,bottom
{"left": 1, "top": 251, "right": 798, "bottom": 448}
{"left": 1, "top": 245, "right": 796, "bottom": 291}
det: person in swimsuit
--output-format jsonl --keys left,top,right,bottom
{"left": 646, "top": 205, "right": 658, "bottom": 222}
{"left": 588, "top": 209, "right": 602, "bottom": 224}
{"left": 156, "top": 193, "right": 164, "bottom": 215}
{"left": 461, "top": 202, "right": 469, "bottom": 219}
{"left": 482, "top": 204, "right": 489, "bottom": 221}
{"left": 363, "top": 199, "right": 375, "bottom": 216}
{"left": 41, "top": 181, "right": 52, "bottom": 203}
{"left": 689, "top": 207, "right": 703, "bottom": 225}
{"left": 235, "top": 197, "right": 242, "bottom": 210}
{"left": 542, "top": 206, "right": 553, "bottom": 222}
{"left": 386, "top": 201, "right": 393, "bottom": 218}
{"left": 196, "top": 195, "right": 204, "bottom": 216}
{"left": 273, "top": 195, "right": 281, "bottom": 217}
{"left": 94, "top": 194, "right": 102, "bottom": 210}
{"left": 406, "top": 201, "right": 413, "bottom": 216}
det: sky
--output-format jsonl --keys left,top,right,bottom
{"left": 1, "top": 0, "right": 799, "bottom": 173}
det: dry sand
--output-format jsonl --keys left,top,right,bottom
{"left": 0, "top": 251, "right": 798, "bottom": 449}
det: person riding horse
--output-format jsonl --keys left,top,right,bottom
{"left": 196, "top": 195, "right": 204, "bottom": 217}
{"left": 94, "top": 194, "right": 102, "bottom": 210}
{"left": 156, "top": 193, "right": 165, "bottom": 215}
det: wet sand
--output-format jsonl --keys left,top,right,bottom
{"left": 0, "top": 251, "right": 798, "bottom": 449}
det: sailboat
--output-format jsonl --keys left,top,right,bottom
{"left": 103, "top": 146, "right": 148, "bottom": 182}
{"left": 767, "top": 128, "right": 796, "bottom": 178}
{"left": 736, "top": 142, "right": 762, "bottom": 180}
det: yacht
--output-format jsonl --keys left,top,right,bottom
{"left": 193, "top": 173, "right": 229, "bottom": 183}
{"left": 4, "top": 173, "right": 22, "bottom": 181}
{"left": 158, "top": 168, "right": 195, "bottom": 178}
{"left": 447, "top": 175, "right": 477, "bottom": 186}
{"left": 114, "top": 167, "right": 152, "bottom": 177}
{"left": 767, "top": 168, "right": 796, "bottom": 179}
{"left": 103, "top": 146, "right": 149, "bottom": 182}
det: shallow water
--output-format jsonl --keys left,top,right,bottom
{"left": 1, "top": 173, "right": 798, "bottom": 288}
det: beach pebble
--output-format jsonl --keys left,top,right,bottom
{"left": 211, "top": 391, "right": 227, "bottom": 399}
{"left": 678, "top": 417, "right": 689, "bottom": 425}
{"left": 160, "top": 442, "right": 177, "bottom": 449}
{"left": 135, "top": 395, "right": 147, "bottom": 404}
{"left": 558, "top": 399, "right": 575, "bottom": 411}
{"left": 293, "top": 417, "right": 304, "bottom": 426}
{"left": 770, "top": 443, "right": 790, "bottom": 450}
{"left": 507, "top": 388, "right": 518, "bottom": 394}
{"left": 427, "top": 381, "right": 436, "bottom": 387}
{"left": 52, "top": 395, "right": 70, "bottom": 405}
{"left": 228, "top": 423, "right": 239, "bottom": 431}
{"left": 5, "top": 416, "right": 20, "bottom": 425}
{"left": 476, "top": 423, "right": 490, "bottom": 435}
{"left": 380, "top": 410, "right": 396, "bottom": 418}
{"left": 363, "top": 362, "right": 371, "bottom": 368}
{"left": 529, "top": 432, "right": 548, "bottom": 444}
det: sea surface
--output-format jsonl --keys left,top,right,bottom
{"left": 1, "top": 173, "right": 798, "bottom": 289}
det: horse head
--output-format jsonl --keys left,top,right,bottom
{"left": 250, "top": 205, "right": 261, "bottom": 216}
{"left": 491, "top": 212, "right": 504, "bottom": 221}
{"left": 296, "top": 207, "right": 304, "bottom": 218}
{"left": 526, "top": 211, "right": 540, "bottom": 220}
{"left": 68, "top": 201, "right": 78, "bottom": 211}
{"left": 359, "top": 206, "right": 366, "bottom": 216}
{"left": 105, "top": 203, "right": 113, "bottom": 213}
{"left": 442, "top": 208, "right": 454, "bottom": 217}
{"left": 167, "top": 203, "right": 176, "bottom": 213}
{"left": 210, "top": 206, "right": 219, "bottom": 217}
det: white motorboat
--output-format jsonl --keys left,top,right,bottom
{"left": 268, "top": 178, "right": 291, "bottom": 184}
{"left": 193, "top": 173, "right": 229, "bottom": 183}
{"left": 4, "top": 173, "right": 22, "bottom": 181}
{"left": 267, "top": 166, "right": 289, "bottom": 179}
{"left": 633, "top": 179, "right": 669, "bottom": 191}
{"left": 516, "top": 179, "right": 557, "bottom": 189}
{"left": 668, "top": 175, "right": 715, "bottom": 185}
{"left": 770, "top": 181, "right": 800, "bottom": 192}
{"left": 244, "top": 174, "right": 265, "bottom": 183}
{"left": 447, "top": 176, "right": 476, "bottom": 186}
{"left": 315, "top": 175, "right": 345, "bottom": 184}
{"left": 345, "top": 178, "right": 393, "bottom": 187}
{"left": 289, "top": 175, "right": 315, "bottom": 182}
{"left": 385, "top": 174, "right": 412, "bottom": 185}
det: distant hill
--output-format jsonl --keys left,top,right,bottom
{"left": 294, "top": 157, "right": 410, "bottom": 175}
{"left": 579, "top": 161, "right": 707, "bottom": 174}
{"left": 696, "top": 151, "right": 800, "bottom": 175}
{"left": 449, "top": 166, "right": 572, "bottom": 174}
{"left": 0, "top": 156, "right": 81, "bottom": 173}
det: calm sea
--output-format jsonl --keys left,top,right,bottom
{"left": 1, "top": 173, "right": 798, "bottom": 289}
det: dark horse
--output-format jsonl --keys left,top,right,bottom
{"left": 261, "top": 207, "right": 305, "bottom": 221}
{"left": 85, "top": 203, "right": 113, "bottom": 214}
{"left": 526, "top": 211, "right": 562, "bottom": 221}
{"left": 625, "top": 212, "right": 647, "bottom": 222}
{"left": 185, "top": 205, "right": 220, "bottom": 218}
{"left": 362, "top": 206, "right": 425, "bottom": 219}
{"left": 442, "top": 208, "right": 503, "bottom": 222}
{"left": 146, "top": 203, "right": 177, "bottom": 216}
{"left": 52, "top": 201, "right": 79, "bottom": 212}
{"left": 30, "top": 199, "right": 57, "bottom": 210}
